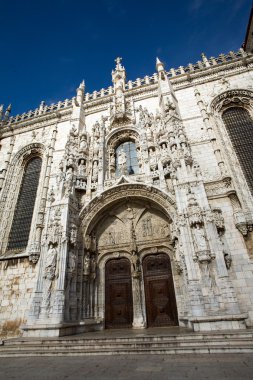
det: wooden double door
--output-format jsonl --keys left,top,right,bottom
{"left": 105, "top": 258, "right": 133, "bottom": 329}
{"left": 105, "top": 254, "right": 178, "bottom": 329}
{"left": 143, "top": 253, "right": 178, "bottom": 327}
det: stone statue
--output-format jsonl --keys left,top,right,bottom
{"left": 79, "top": 134, "right": 88, "bottom": 153}
{"left": 64, "top": 167, "right": 74, "bottom": 195}
{"left": 193, "top": 224, "right": 208, "bottom": 251}
{"left": 41, "top": 243, "right": 58, "bottom": 312}
{"left": 44, "top": 243, "right": 58, "bottom": 281}
{"left": 92, "top": 161, "right": 98, "bottom": 181}
{"left": 118, "top": 148, "right": 127, "bottom": 175}
{"left": 68, "top": 250, "right": 76, "bottom": 277}
{"left": 83, "top": 253, "right": 90, "bottom": 276}
{"left": 78, "top": 159, "right": 86, "bottom": 176}
{"left": 131, "top": 253, "right": 140, "bottom": 273}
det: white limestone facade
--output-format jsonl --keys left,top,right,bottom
{"left": 1, "top": 50, "right": 253, "bottom": 338}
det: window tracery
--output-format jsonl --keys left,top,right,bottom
{"left": 222, "top": 106, "right": 253, "bottom": 194}
{"left": 7, "top": 156, "right": 42, "bottom": 251}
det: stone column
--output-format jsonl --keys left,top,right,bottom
{"left": 132, "top": 271, "right": 145, "bottom": 328}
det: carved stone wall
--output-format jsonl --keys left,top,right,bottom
{"left": 1, "top": 52, "right": 253, "bottom": 337}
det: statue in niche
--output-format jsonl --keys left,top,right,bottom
{"left": 78, "top": 159, "right": 86, "bottom": 176}
{"left": 67, "top": 249, "right": 77, "bottom": 278}
{"left": 149, "top": 148, "right": 157, "bottom": 170}
{"left": 79, "top": 134, "right": 88, "bottom": 153}
{"left": 90, "top": 255, "right": 97, "bottom": 279}
{"left": 193, "top": 224, "right": 208, "bottom": 251}
{"left": 83, "top": 253, "right": 90, "bottom": 276}
{"left": 56, "top": 160, "right": 64, "bottom": 186}
{"left": 67, "top": 154, "right": 74, "bottom": 167}
{"left": 92, "top": 161, "right": 98, "bottom": 181}
{"left": 118, "top": 148, "right": 127, "bottom": 175}
{"left": 42, "top": 243, "right": 58, "bottom": 312}
{"left": 70, "top": 224, "right": 77, "bottom": 245}
{"left": 84, "top": 235, "right": 92, "bottom": 251}
{"left": 64, "top": 167, "right": 74, "bottom": 195}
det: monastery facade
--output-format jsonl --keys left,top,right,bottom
{"left": 1, "top": 48, "right": 253, "bottom": 338}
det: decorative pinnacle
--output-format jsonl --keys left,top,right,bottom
{"left": 156, "top": 57, "right": 165, "bottom": 71}
{"left": 79, "top": 80, "right": 85, "bottom": 90}
{"left": 115, "top": 57, "right": 123, "bottom": 70}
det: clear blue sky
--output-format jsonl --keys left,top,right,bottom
{"left": 0, "top": 0, "right": 251, "bottom": 115}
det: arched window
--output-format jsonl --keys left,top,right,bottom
{"left": 7, "top": 157, "right": 42, "bottom": 251}
{"left": 116, "top": 141, "right": 139, "bottom": 177}
{"left": 222, "top": 107, "right": 253, "bottom": 194}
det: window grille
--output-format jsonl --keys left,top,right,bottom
{"left": 222, "top": 107, "right": 253, "bottom": 194}
{"left": 7, "top": 157, "right": 42, "bottom": 251}
{"left": 116, "top": 141, "right": 139, "bottom": 176}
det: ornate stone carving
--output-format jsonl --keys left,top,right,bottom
{"left": 211, "top": 89, "right": 253, "bottom": 112}
{"left": 41, "top": 243, "right": 58, "bottom": 314}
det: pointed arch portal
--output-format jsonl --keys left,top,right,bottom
{"left": 80, "top": 183, "right": 179, "bottom": 329}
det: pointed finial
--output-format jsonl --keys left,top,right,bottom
{"left": 156, "top": 57, "right": 165, "bottom": 71}
{"left": 79, "top": 80, "right": 85, "bottom": 90}
{"left": 115, "top": 57, "right": 123, "bottom": 69}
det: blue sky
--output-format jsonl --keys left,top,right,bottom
{"left": 0, "top": 0, "right": 251, "bottom": 115}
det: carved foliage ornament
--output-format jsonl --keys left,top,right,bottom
{"left": 211, "top": 89, "right": 253, "bottom": 113}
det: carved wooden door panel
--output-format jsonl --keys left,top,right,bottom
{"left": 105, "top": 258, "right": 133, "bottom": 329}
{"left": 143, "top": 254, "right": 178, "bottom": 327}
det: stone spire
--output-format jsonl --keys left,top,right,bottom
{"left": 156, "top": 57, "right": 165, "bottom": 72}
{"left": 112, "top": 57, "right": 126, "bottom": 92}
{"left": 110, "top": 57, "right": 131, "bottom": 124}
{"left": 76, "top": 80, "right": 85, "bottom": 106}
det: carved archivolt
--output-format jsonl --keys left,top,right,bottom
{"left": 0, "top": 143, "right": 46, "bottom": 256}
{"left": 106, "top": 126, "right": 139, "bottom": 148}
{"left": 211, "top": 89, "right": 253, "bottom": 113}
{"left": 79, "top": 183, "right": 176, "bottom": 237}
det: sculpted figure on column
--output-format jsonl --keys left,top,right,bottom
{"left": 41, "top": 243, "right": 58, "bottom": 312}
{"left": 193, "top": 224, "right": 208, "bottom": 251}
{"left": 118, "top": 148, "right": 127, "bottom": 175}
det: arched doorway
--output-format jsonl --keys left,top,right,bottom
{"left": 80, "top": 185, "right": 178, "bottom": 329}
{"left": 143, "top": 253, "right": 178, "bottom": 327}
{"left": 105, "top": 258, "right": 133, "bottom": 329}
